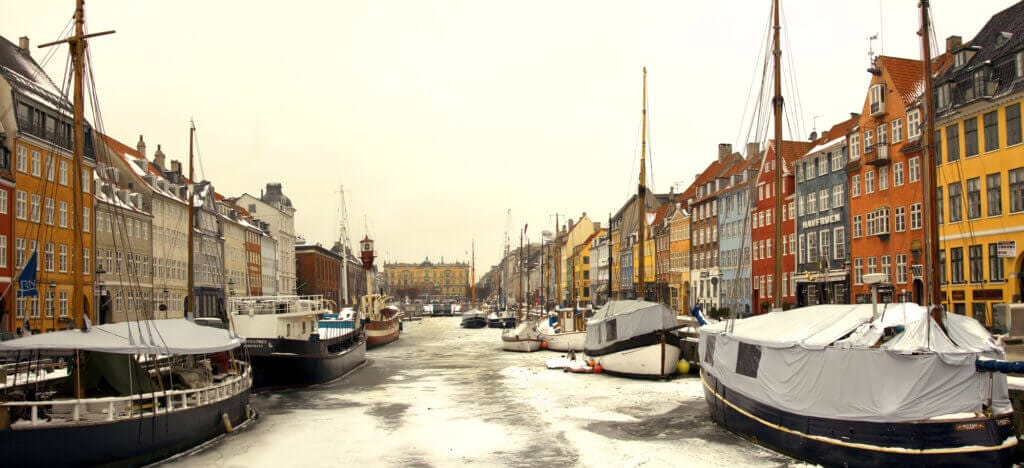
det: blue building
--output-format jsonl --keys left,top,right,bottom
{"left": 717, "top": 153, "right": 759, "bottom": 317}
{"left": 794, "top": 116, "right": 858, "bottom": 305}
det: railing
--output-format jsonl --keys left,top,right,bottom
{"left": 2, "top": 361, "right": 251, "bottom": 428}
{"left": 865, "top": 143, "right": 890, "bottom": 166}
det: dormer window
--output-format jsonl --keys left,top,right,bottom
{"left": 996, "top": 31, "right": 1012, "bottom": 48}
{"left": 869, "top": 84, "right": 886, "bottom": 116}
{"left": 1016, "top": 52, "right": 1023, "bottom": 79}
{"left": 954, "top": 50, "right": 967, "bottom": 68}
{"left": 936, "top": 83, "right": 951, "bottom": 109}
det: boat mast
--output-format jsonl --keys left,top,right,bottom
{"left": 518, "top": 227, "right": 524, "bottom": 311}
{"left": 771, "top": 0, "right": 784, "bottom": 310}
{"left": 553, "top": 213, "right": 560, "bottom": 305}
{"left": 470, "top": 240, "right": 476, "bottom": 308}
{"left": 186, "top": 124, "right": 196, "bottom": 319}
{"left": 608, "top": 213, "right": 613, "bottom": 306}
{"left": 637, "top": 67, "right": 648, "bottom": 301}
{"left": 339, "top": 185, "right": 350, "bottom": 305}
{"left": 919, "top": 0, "right": 941, "bottom": 309}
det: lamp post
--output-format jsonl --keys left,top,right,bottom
{"left": 95, "top": 263, "right": 106, "bottom": 325}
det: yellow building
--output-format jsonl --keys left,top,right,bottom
{"left": 668, "top": 200, "right": 691, "bottom": 312}
{"left": 934, "top": 30, "right": 1024, "bottom": 328}
{"left": 385, "top": 258, "right": 469, "bottom": 300}
{"left": 558, "top": 213, "right": 595, "bottom": 304}
{"left": 572, "top": 229, "right": 604, "bottom": 306}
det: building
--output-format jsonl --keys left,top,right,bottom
{"left": 752, "top": 139, "right": 811, "bottom": 311}
{"left": 237, "top": 183, "right": 297, "bottom": 295}
{"left": 1, "top": 36, "right": 97, "bottom": 332}
{"left": 847, "top": 55, "right": 949, "bottom": 305}
{"left": 261, "top": 231, "right": 278, "bottom": 296}
{"left": 933, "top": 7, "right": 1024, "bottom": 325}
{"left": 667, "top": 198, "right": 691, "bottom": 312}
{"left": 611, "top": 192, "right": 668, "bottom": 300}
{"left": 385, "top": 258, "right": 469, "bottom": 301}
{"left": 717, "top": 151, "right": 759, "bottom": 317}
{"left": 793, "top": 116, "right": 858, "bottom": 306}
{"left": 242, "top": 216, "right": 263, "bottom": 296}
{"left": 192, "top": 181, "right": 225, "bottom": 318}
{"left": 572, "top": 229, "right": 603, "bottom": 307}
{"left": 558, "top": 214, "right": 595, "bottom": 304}
{"left": 653, "top": 205, "right": 671, "bottom": 304}
{"left": 0, "top": 114, "right": 13, "bottom": 331}
{"left": 216, "top": 195, "right": 249, "bottom": 298}
{"left": 296, "top": 243, "right": 343, "bottom": 304}
{"left": 92, "top": 172, "right": 153, "bottom": 323}
{"left": 687, "top": 144, "right": 743, "bottom": 311}
{"left": 589, "top": 229, "right": 611, "bottom": 306}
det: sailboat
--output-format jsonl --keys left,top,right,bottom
{"left": 698, "top": 1, "right": 1016, "bottom": 465}
{"left": 501, "top": 226, "right": 543, "bottom": 351}
{"left": 582, "top": 68, "right": 682, "bottom": 378}
{"left": 359, "top": 235, "right": 402, "bottom": 348}
{"left": 461, "top": 241, "right": 488, "bottom": 329}
{"left": 0, "top": 2, "right": 252, "bottom": 465}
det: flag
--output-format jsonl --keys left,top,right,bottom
{"left": 17, "top": 252, "right": 38, "bottom": 298}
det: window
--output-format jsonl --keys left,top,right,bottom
{"left": 865, "top": 129, "right": 874, "bottom": 151}
{"left": 946, "top": 123, "right": 961, "bottom": 162}
{"left": 865, "top": 170, "right": 875, "bottom": 194}
{"left": 882, "top": 255, "right": 892, "bottom": 282}
{"left": 964, "top": 117, "right": 979, "bottom": 157}
{"left": 0, "top": 191, "right": 6, "bottom": 215}
{"left": 807, "top": 232, "right": 818, "bottom": 263}
{"left": 866, "top": 207, "right": 890, "bottom": 236}
{"left": 892, "top": 118, "right": 903, "bottom": 143}
{"left": 797, "top": 234, "right": 804, "bottom": 263}
{"left": 832, "top": 185, "right": 843, "bottom": 208}
{"left": 850, "top": 133, "right": 861, "bottom": 160}
{"left": 807, "top": 193, "right": 817, "bottom": 213}
{"left": 967, "top": 177, "right": 981, "bottom": 219}
{"left": 950, "top": 247, "right": 964, "bottom": 284}
{"left": 833, "top": 227, "right": 845, "bottom": 260}
{"left": 878, "top": 166, "right": 888, "bottom": 190}
{"left": 935, "top": 129, "right": 943, "bottom": 164}
{"left": 58, "top": 201, "right": 67, "bottom": 227}
{"left": 818, "top": 156, "right": 827, "bottom": 176}
{"left": 59, "top": 291, "right": 68, "bottom": 317}
{"left": 83, "top": 207, "right": 90, "bottom": 232}
{"left": 1007, "top": 103, "right": 1021, "bottom": 146}
{"left": 939, "top": 249, "right": 947, "bottom": 284}
{"left": 82, "top": 169, "right": 90, "bottom": 193}
{"left": 910, "top": 203, "right": 923, "bottom": 230}
{"left": 58, "top": 160, "right": 68, "bottom": 185}
{"left": 852, "top": 215, "right": 862, "bottom": 237}
{"left": 45, "top": 155, "right": 54, "bottom": 181}
{"left": 990, "top": 244, "right": 1005, "bottom": 282}
{"left": 908, "top": 109, "right": 921, "bottom": 139}
{"left": 831, "top": 151, "right": 843, "bottom": 172}
{"left": 909, "top": 156, "right": 921, "bottom": 182}
{"left": 83, "top": 248, "right": 89, "bottom": 276}
{"left": 1011, "top": 168, "right": 1024, "bottom": 213}
{"left": 14, "top": 238, "right": 24, "bottom": 269}
{"left": 44, "top": 242, "right": 54, "bottom": 272}
{"left": 948, "top": 182, "right": 962, "bottom": 222}
{"left": 44, "top": 198, "right": 54, "bottom": 225}
{"left": 58, "top": 244, "right": 67, "bottom": 273}
{"left": 895, "top": 206, "right": 906, "bottom": 232}
{"left": 984, "top": 111, "right": 999, "bottom": 152}
{"left": 867, "top": 256, "right": 877, "bottom": 274}
{"left": 16, "top": 146, "right": 26, "bottom": 172}
{"left": 893, "top": 162, "right": 904, "bottom": 187}
{"left": 854, "top": 258, "right": 863, "bottom": 284}
{"left": 819, "top": 230, "right": 830, "bottom": 259}
{"left": 878, "top": 123, "right": 888, "bottom": 144}
{"left": 896, "top": 254, "right": 907, "bottom": 284}
{"left": 45, "top": 290, "right": 54, "bottom": 318}
{"left": 15, "top": 190, "right": 26, "bottom": 220}
{"left": 819, "top": 189, "right": 829, "bottom": 212}
{"left": 29, "top": 195, "right": 40, "bottom": 222}
{"left": 852, "top": 175, "right": 861, "bottom": 197}
{"left": 30, "top": 151, "right": 40, "bottom": 176}
{"left": 969, "top": 245, "right": 983, "bottom": 283}
{"left": 936, "top": 187, "right": 945, "bottom": 224}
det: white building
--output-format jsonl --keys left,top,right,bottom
{"left": 237, "top": 183, "right": 296, "bottom": 295}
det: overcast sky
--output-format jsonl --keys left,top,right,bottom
{"left": 1, "top": 0, "right": 1016, "bottom": 272}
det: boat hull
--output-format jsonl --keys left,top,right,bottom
{"left": 701, "top": 369, "right": 1016, "bottom": 467}
{"left": 0, "top": 387, "right": 251, "bottom": 468}
{"left": 461, "top": 317, "right": 488, "bottom": 329}
{"left": 590, "top": 341, "right": 680, "bottom": 378}
{"left": 366, "top": 317, "right": 401, "bottom": 348}
{"left": 501, "top": 338, "right": 542, "bottom": 352}
{"left": 539, "top": 330, "right": 586, "bottom": 352}
{"left": 249, "top": 338, "right": 366, "bottom": 389}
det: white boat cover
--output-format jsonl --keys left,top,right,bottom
{"left": 701, "top": 303, "right": 1011, "bottom": 422}
{"left": 584, "top": 300, "right": 675, "bottom": 351}
{"left": 502, "top": 320, "right": 539, "bottom": 340}
{"left": 0, "top": 319, "right": 244, "bottom": 355}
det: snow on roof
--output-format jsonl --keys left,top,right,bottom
{"left": 93, "top": 175, "right": 151, "bottom": 216}
{"left": 804, "top": 137, "right": 844, "bottom": 157}
{"left": 97, "top": 133, "right": 187, "bottom": 204}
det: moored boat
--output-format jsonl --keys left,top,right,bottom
{"left": 461, "top": 309, "right": 488, "bottom": 329}
{"left": 583, "top": 300, "right": 681, "bottom": 378}
{"left": 501, "top": 320, "right": 542, "bottom": 352}
{"left": 537, "top": 310, "right": 586, "bottom": 352}
{"left": 365, "top": 301, "right": 402, "bottom": 348}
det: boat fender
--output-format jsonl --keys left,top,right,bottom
{"left": 593, "top": 363, "right": 603, "bottom": 374}
{"left": 691, "top": 305, "right": 708, "bottom": 326}
{"left": 976, "top": 358, "right": 1024, "bottom": 374}
{"left": 222, "top": 412, "right": 234, "bottom": 433}
{"left": 677, "top": 360, "right": 691, "bottom": 375}
{"left": 540, "top": 341, "right": 549, "bottom": 349}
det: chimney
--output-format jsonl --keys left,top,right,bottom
{"left": 170, "top": 159, "right": 181, "bottom": 174}
{"left": 821, "top": 130, "right": 830, "bottom": 140}
{"left": 136, "top": 135, "right": 147, "bottom": 159}
{"left": 18, "top": 37, "right": 29, "bottom": 56}
{"left": 266, "top": 182, "right": 283, "bottom": 197}
{"left": 717, "top": 143, "right": 732, "bottom": 162}
{"left": 567, "top": 219, "right": 575, "bottom": 232}
{"left": 946, "top": 35, "right": 962, "bottom": 53}
{"left": 155, "top": 145, "right": 167, "bottom": 171}
{"left": 745, "top": 142, "right": 759, "bottom": 159}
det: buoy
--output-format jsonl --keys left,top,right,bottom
{"left": 540, "top": 341, "right": 549, "bottom": 349}
{"left": 221, "top": 413, "right": 234, "bottom": 433}
{"left": 588, "top": 359, "right": 596, "bottom": 367}
{"left": 593, "top": 363, "right": 603, "bottom": 374}
{"left": 677, "top": 360, "right": 691, "bottom": 375}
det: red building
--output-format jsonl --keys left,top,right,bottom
{"left": 296, "top": 243, "right": 342, "bottom": 304}
{"left": 0, "top": 127, "right": 12, "bottom": 332}
{"left": 752, "top": 139, "right": 812, "bottom": 311}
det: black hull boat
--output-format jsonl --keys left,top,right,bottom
{"left": 702, "top": 370, "right": 1015, "bottom": 467}
{"left": 1, "top": 385, "right": 251, "bottom": 468}
{"left": 699, "top": 303, "right": 1017, "bottom": 467}
{"left": 487, "top": 312, "right": 516, "bottom": 329}
{"left": 461, "top": 309, "right": 488, "bottom": 329}
{"left": 247, "top": 333, "right": 366, "bottom": 390}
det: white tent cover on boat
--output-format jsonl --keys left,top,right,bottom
{"left": 0, "top": 319, "right": 244, "bottom": 355}
{"left": 700, "top": 303, "right": 1011, "bottom": 422}
{"left": 584, "top": 300, "right": 675, "bottom": 351}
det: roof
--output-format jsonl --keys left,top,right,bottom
{"left": 0, "top": 35, "right": 69, "bottom": 112}
{"left": 875, "top": 54, "right": 953, "bottom": 109}
{"left": 0, "top": 319, "right": 244, "bottom": 355}
{"left": 803, "top": 114, "right": 860, "bottom": 158}
{"left": 96, "top": 133, "right": 188, "bottom": 204}
{"left": 680, "top": 153, "right": 745, "bottom": 201}
{"left": 765, "top": 139, "right": 815, "bottom": 174}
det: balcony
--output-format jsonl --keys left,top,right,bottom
{"left": 865, "top": 143, "right": 890, "bottom": 166}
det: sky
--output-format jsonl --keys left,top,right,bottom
{"left": 1, "top": 0, "right": 1017, "bottom": 273}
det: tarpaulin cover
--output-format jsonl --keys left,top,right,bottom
{"left": 701, "top": 303, "right": 1011, "bottom": 422}
{"left": 0, "top": 319, "right": 244, "bottom": 356}
{"left": 584, "top": 300, "right": 676, "bottom": 351}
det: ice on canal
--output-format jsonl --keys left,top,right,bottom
{"left": 171, "top": 317, "right": 805, "bottom": 467}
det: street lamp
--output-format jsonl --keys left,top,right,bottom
{"left": 95, "top": 263, "right": 106, "bottom": 325}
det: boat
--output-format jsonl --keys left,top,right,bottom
{"left": 0, "top": 5, "right": 251, "bottom": 464}
{"left": 699, "top": 1, "right": 1015, "bottom": 465}
{"left": 487, "top": 310, "right": 516, "bottom": 328}
{"left": 358, "top": 235, "right": 402, "bottom": 349}
{"left": 583, "top": 301, "right": 681, "bottom": 378}
{"left": 230, "top": 295, "right": 365, "bottom": 389}
{"left": 500, "top": 320, "right": 542, "bottom": 352}
{"left": 537, "top": 310, "right": 586, "bottom": 352}
{"left": 460, "top": 310, "right": 488, "bottom": 329}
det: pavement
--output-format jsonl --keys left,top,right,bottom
{"left": 170, "top": 317, "right": 805, "bottom": 467}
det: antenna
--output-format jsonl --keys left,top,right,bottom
{"left": 867, "top": 33, "right": 880, "bottom": 68}
{"left": 812, "top": 114, "right": 824, "bottom": 135}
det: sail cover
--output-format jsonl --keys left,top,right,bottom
{"left": 584, "top": 300, "right": 675, "bottom": 351}
{"left": 0, "top": 319, "right": 244, "bottom": 355}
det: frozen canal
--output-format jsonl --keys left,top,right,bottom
{"left": 171, "top": 317, "right": 802, "bottom": 467}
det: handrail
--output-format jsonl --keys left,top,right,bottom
{"left": 2, "top": 361, "right": 252, "bottom": 428}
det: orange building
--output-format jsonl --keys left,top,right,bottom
{"left": 847, "top": 55, "right": 950, "bottom": 305}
